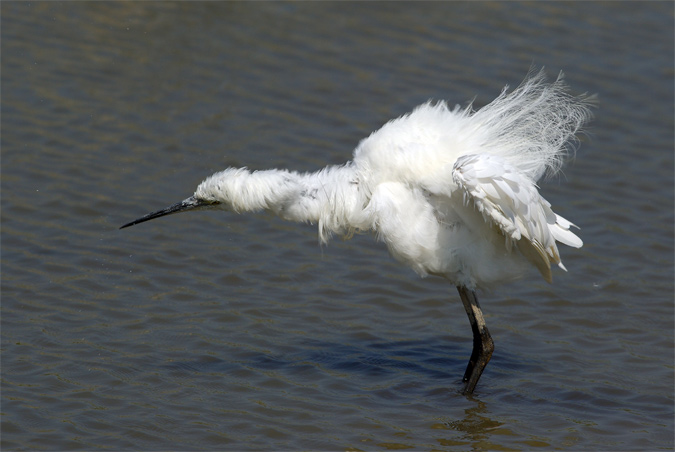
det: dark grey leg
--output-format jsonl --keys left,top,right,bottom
{"left": 457, "top": 286, "right": 494, "bottom": 394}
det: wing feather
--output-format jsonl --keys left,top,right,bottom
{"left": 452, "top": 153, "right": 582, "bottom": 282}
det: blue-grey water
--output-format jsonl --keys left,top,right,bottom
{"left": 2, "top": 2, "right": 673, "bottom": 451}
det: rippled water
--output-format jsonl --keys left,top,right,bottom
{"left": 2, "top": 2, "right": 673, "bottom": 451}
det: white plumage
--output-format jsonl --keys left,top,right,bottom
{"left": 122, "top": 69, "right": 594, "bottom": 393}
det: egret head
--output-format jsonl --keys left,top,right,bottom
{"left": 120, "top": 168, "right": 271, "bottom": 229}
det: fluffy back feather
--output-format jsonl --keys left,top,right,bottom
{"left": 463, "top": 69, "right": 595, "bottom": 181}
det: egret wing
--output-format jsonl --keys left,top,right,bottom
{"left": 452, "top": 153, "right": 582, "bottom": 282}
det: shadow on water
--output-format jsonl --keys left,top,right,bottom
{"left": 161, "top": 338, "right": 463, "bottom": 380}
{"left": 159, "top": 335, "right": 537, "bottom": 395}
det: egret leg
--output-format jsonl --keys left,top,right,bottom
{"left": 457, "top": 286, "right": 494, "bottom": 394}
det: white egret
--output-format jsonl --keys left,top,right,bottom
{"left": 121, "top": 69, "right": 593, "bottom": 394}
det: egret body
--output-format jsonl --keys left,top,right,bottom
{"left": 121, "top": 70, "right": 593, "bottom": 393}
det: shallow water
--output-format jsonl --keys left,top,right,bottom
{"left": 2, "top": 2, "right": 673, "bottom": 451}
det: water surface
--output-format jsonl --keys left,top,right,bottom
{"left": 2, "top": 2, "right": 673, "bottom": 451}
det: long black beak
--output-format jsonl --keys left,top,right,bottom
{"left": 120, "top": 196, "right": 215, "bottom": 229}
